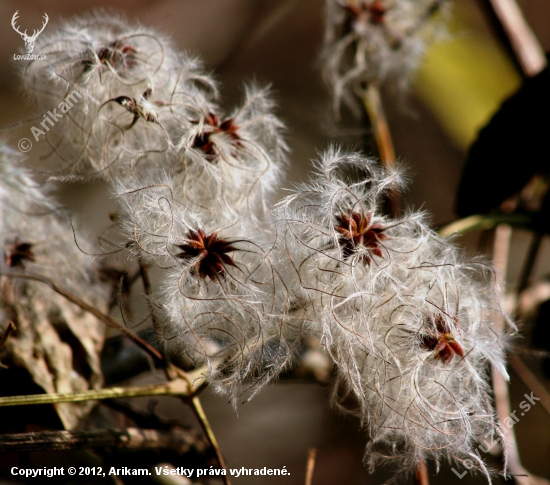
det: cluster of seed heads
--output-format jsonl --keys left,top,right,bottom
{"left": 2, "top": 11, "right": 512, "bottom": 482}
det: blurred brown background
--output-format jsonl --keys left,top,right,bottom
{"left": 0, "top": 1, "right": 549, "bottom": 484}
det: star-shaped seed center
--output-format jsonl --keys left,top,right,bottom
{"left": 192, "top": 113, "right": 241, "bottom": 156}
{"left": 83, "top": 40, "right": 136, "bottom": 74}
{"left": 335, "top": 211, "right": 386, "bottom": 264}
{"left": 4, "top": 240, "right": 35, "bottom": 269}
{"left": 175, "top": 229, "right": 238, "bottom": 280}
{"left": 421, "top": 315, "right": 464, "bottom": 363}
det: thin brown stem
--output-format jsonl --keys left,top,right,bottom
{"left": 138, "top": 257, "right": 163, "bottom": 339}
{"left": 363, "top": 82, "right": 398, "bottom": 217}
{"left": 189, "top": 396, "right": 231, "bottom": 485}
{"left": 363, "top": 84, "right": 396, "bottom": 165}
{"left": 414, "top": 459, "right": 429, "bottom": 485}
{"left": 305, "top": 448, "right": 317, "bottom": 485}
{"left": 515, "top": 232, "right": 543, "bottom": 314}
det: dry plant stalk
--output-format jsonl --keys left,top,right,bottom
{"left": 0, "top": 427, "right": 209, "bottom": 455}
{"left": 485, "top": 0, "right": 547, "bottom": 76}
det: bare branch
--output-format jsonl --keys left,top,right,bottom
{"left": 0, "top": 427, "right": 209, "bottom": 455}
{"left": 484, "top": 0, "right": 546, "bottom": 77}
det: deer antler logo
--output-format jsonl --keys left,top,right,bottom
{"left": 11, "top": 11, "right": 49, "bottom": 54}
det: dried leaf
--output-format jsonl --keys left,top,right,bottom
{"left": 2, "top": 289, "right": 105, "bottom": 429}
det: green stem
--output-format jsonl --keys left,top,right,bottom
{"left": 437, "top": 212, "right": 532, "bottom": 237}
{"left": 0, "top": 379, "right": 194, "bottom": 408}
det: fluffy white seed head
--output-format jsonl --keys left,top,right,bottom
{"left": 0, "top": 142, "right": 104, "bottom": 307}
{"left": 173, "top": 83, "right": 288, "bottom": 218}
{"left": 116, "top": 169, "right": 298, "bottom": 404}
{"left": 21, "top": 11, "right": 287, "bottom": 209}
{"left": 21, "top": 12, "right": 215, "bottom": 180}
{"left": 21, "top": 11, "right": 184, "bottom": 111}
{"left": 322, "top": 0, "right": 450, "bottom": 114}
{"left": 276, "top": 148, "right": 511, "bottom": 480}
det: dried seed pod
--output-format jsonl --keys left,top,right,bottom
{"left": 175, "top": 229, "right": 239, "bottom": 281}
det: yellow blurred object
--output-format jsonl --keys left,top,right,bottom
{"left": 415, "top": 3, "right": 521, "bottom": 151}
